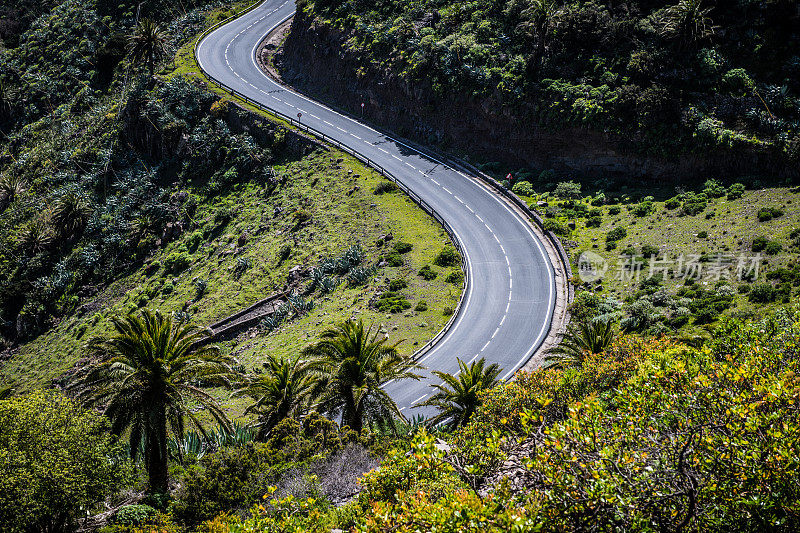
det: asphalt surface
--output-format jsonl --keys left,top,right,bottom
{"left": 196, "top": 0, "right": 557, "bottom": 416}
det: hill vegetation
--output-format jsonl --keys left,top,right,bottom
{"left": 283, "top": 0, "right": 799, "bottom": 177}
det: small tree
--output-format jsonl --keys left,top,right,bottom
{"left": 128, "top": 19, "right": 169, "bottom": 82}
{"left": 304, "top": 319, "right": 422, "bottom": 433}
{"left": 78, "top": 309, "right": 233, "bottom": 494}
{"left": 0, "top": 390, "right": 129, "bottom": 533}
{"left": 417, "top": 357, "right": 501, "bottom": 429}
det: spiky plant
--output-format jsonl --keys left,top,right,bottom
{"left": 544, "top": 318, "right": 616, "bottom": 369}
{"left": 416, "top": 357, "right": 501, "bottom": 429}
{"left": 303, "top": 319, "right": 422, "bottom": 433}
{"left": 0, "top": 175, "right": 27, "bottom": 211}
{"left": 51, "top": 192, "right": 92, "bottom": 240}
{"left": 660, "top": 0, "right": 716, "bottom": 48}
{"left": 232, "top": 357, "right": 315, "bottom": 440}
{"left": 18, "top": 216, "right": 53, "bottom": 255}
{"left": 77, "top": 308, "right": 233, "bottom": 494}
{"left": 128, "top": 19, "right": 169, "bottom": 82}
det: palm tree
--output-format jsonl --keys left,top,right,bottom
{"left": 519, "top": 0, "right": 560, "bottom": 75}
{"left": 416, "top": 357, "right": 501, "bottom": 429}
{"left": 51, "top": 192, "right": 92, "bottom": 241}
{"left": 303, "top": 319, "right": 422, "bottom": 433}
{"left": 660, "top": 0, "right": 716, "bottom": 48}
{"left": 78, "top": 309, "right": 233, "bottom": 494}
{"left": 18, "top": 216, "right": 53, "bottom": 255}
{"left": 128, "top": 19, "right": 169, "bottom": 82}
{"left": 232, "top": 356, "right": 315, "bottom": 440}
{"left": 545, "top": 318, "right": 615, "bottom": 369}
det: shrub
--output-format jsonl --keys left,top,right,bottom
{"left": 511, "top": 181, "right": 534, "bottom": 197}
{"left": 392, "top": 241, "right": 413, "bottom": 254}
{"left": 748, "top": 283, "right": 776, "bottom": 303}
{"left": 751, "top": 236, "right": 768, "bottom": 252}
{"left": 418, "top": 265, "right": 437, "bottom": 280}
{"left": 163, "top": 251, "right": 191, "bottom": 274}
{"left": 388, "top": 278, "right": 407, "bottom": 291}
{"left": 433, "top": 247, "right": 460, "bottom": 267}
{"left": 554, "top": 181, "right": 581, "bottom": 198}
{"left": 682, "top": 192, "right": 708, "bottom": 215}
{"left": 606, "top": 226, "right": 627, "bottom": 243}
{"left": 722, "top": 68, "right": 755, "bottom": 95}
{"left": 373, "top": 182, "right": 397, "bottom": 195}
{"left": 608, "top": 206, "right": 621, "bottom": 215}
{"left": 664, "top": 197, "right": 680, "bottom": 209}
{"left": 726, "top": 183, "right": 745, "bottom": 200}
{"left": 586, "top": 215, "right": 602, "bottom": 227}
{"left": 443, "top": 307, "right": 453, "bottom": 316}
{"left": 292, "top": 209, "right": 312, "bottom": 224}
{"left": 415, "top": 301, "right": 428, "bottom": 312}
{"left": 186, "top": 231, "right": 203, "bottom": 253}
{"left": 757, "top": 207, "right": 784, "bottom": 222}
{"left": 445, "top": 271, "right": 464, "bottom": 284}
{"left": 385, "top": 252, "right": 403, "bottom": 267}
{"left": 641, "top": 244, "right": 659, "bottom": 257}
{"left": 697, "top": 231, "right": 708, "bottom": 238}
{"left": 112, "top": 505, "right": 157, "bottom": 526}
{"left": 764, "top": 241, "right": 782, "bottom": 255}
{"left": 0, "top": 391, "right": 129, "bottom": 533}
{"left": 702, "top": 179, "right": 726, "bottom": 198}
{"left": 376, "top": 292, "right": 411, "bottom": 313}
{"left": 629, "top": 201, "right": 653, "bottom": 217}
{"left": 544, "top": 219, "right": 570, "bottom": 236}
{"left": 278, "top": 244, "right": 292, "bottom": 263}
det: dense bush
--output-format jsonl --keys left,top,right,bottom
{"left": 433, "top": 246, "right": 460, "bottom": 267}
{"left": 0, "top": 390, "right": 129, "bottom": 532}
{"left": 418, "top": 264, "right": 437, "bottom": 280}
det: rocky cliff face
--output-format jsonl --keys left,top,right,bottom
{"left": 277, "top": 10, "right": 794, "bottom": 182}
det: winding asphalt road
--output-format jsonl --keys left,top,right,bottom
{"left": 196, "top": 0, "right": 558, "bottom": 415}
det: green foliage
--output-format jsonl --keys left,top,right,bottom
{"left": 417, "top": 357, "right": 501, "bottom": 429}
{"left": 303, "top": 320, "right": 422, "bottom": 433}
{"left": 384, "top": 251, "right": 404, "bottom": 267}
{"left": 702, "top": 179, "right": 726, "bottom": 198}
{"left": 164, "top": 251, "right": 191, "bottom": 274}
{"left": 682, "top": 191, "right": 708, "bottom": 215}
{"left": 554, "top": 181, "right": 582, "bottom": 199}
{"left": 757, "top": 206, "right": 784, "bottom": 222}
{"left": 414, "top": 300, "right": 428, "bottom": 312}
{"left": 392, "top": 241, "right": 413, "bottom": 254}
{"left": 545, "top": 319, "right": 616, "bottom": 369}
{"left": 388, "top": 278, "right": 408, "bottom": 291}
{"left": 444, "top": 270, "right": 464, "bottom": 284}
{"left": 376, "top": 292, "right": 412, "bottom": 313}
{"left": 606, "top": 226, "right": 627, "bottom": 242}
{"left": 112, "top": 505, "right": 157, "bottom": 526}
{"left": 544, "top": 219, "right": 570, "bottom": 236}
{"left": 417, "top": 264, "right": 437, "bottom": 280}
{"left": 433, "top": 246, "right": 460, "bottom": 267}
{"left": 511, "top": 180, "right": 534, "bottom": 197}
{"left": 0, "top": 390, "right": 129, "bottom": 533}
{"left": 77, "top": 309, "right": 233, "bottom": 494}
{"left": 727, "top": 182, "right": 745, "bottom": 200}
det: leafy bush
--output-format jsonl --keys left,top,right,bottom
{"left": 748, "top": 283, "right": 776, "bottom": 303}
{"left": 163, "top": 251, "right": 191, "bottom": 274}
{"left": 606, "top": 226, "right": 627, "bottom": 243}
{"left": 543, "top": 219, "right": 570, "bottom": 236}
{"left": 554, "top": 181, "right": 581, "bottom": 199}
{"left": 0, "top": 390, "right": 129, "bottom": 533}
{"left": 384, "top": 252, "right": 403, "bottom": 267}
{"left": 726, "top": 182, "right": 745, "bottom": 200}
{"left": 415, "top": 301, "right": 428, "bottom": 312}
{"left": 375, "top": 292, "right": 411, "bottom": 313}
{"left": 445, "top": 271, "right": 464, "bottom": 284}
{"left": 682, "top": 192, "right": 708, "bottom": 215}
{"left": 373, "top": 182, "right": 397, "bottom": 195}
{"left": 511, "top": 181, "right": 534, "bottom": 197}
{"left": 585, "top": 215, "right": 602, "bottom": 227}
{"left": 664, "top": 197, "right": 681, "bottom": 209}
{"left": 757, "top": 206, "right": 784, "bottom": 222}
{"left": 433, "top": 247, "right": 460, "bottom": 267}
{"left": 629, "top": 200, "right": 653, "bottom": 217}
{"left": 764, "top": 241, "right": 782, "bottom": 255}
{"left": 388, "top": 278, "right": 407, "bottom": 291}
{"left": 702, "top": 179, "right": 726, "bottom": 198}
{"left": 722, "top": 68, "right": 755, "bottom": 95}
{"left": 752, "top": 236, "right": 769, "bottom": 252}
{"left": 392, "top": 241, "right": 413, "bottom": 254}
{"left": 608, "top": 205, "right": 621, "bottom": 215}
{"left": 112, "top": 505, "right": 157, "bottom": 526}
{"left": 418, "top": 265, "right": 437, "bottom": 280}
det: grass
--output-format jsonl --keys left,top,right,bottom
{"left": 0, "top": 140, "right": 460, "bottom": 408}
{"left": 519, "top": 186, "right": 800, "bottom": 316}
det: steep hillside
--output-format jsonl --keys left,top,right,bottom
{"left": 277, "top": 0, "right": 800, "bottom": 180}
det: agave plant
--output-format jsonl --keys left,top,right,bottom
{"left": 544, "top": 318, "right": 616, "bottom": 369}
{"left": 0, "top": 175, "right": 27, "bottom": 211}
{"left": 320, "top": 277, "right": 338, "bottom": 294}
{"left": 168, "top": 431, "right": 205, "bottom": 464}
{"left": 18, "top": 217, "right": 53, "bottom": 255}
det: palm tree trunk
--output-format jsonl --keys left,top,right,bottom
{"left": 147, "top": 406, "right": 169, "bottom": 494}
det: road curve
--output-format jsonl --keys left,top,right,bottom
{"left": 196, "top": 0, "right": 558, "bottom": 415}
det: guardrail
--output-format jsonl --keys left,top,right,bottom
{"left": 193, "top": 3, "right": 469, "bottom": 361}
